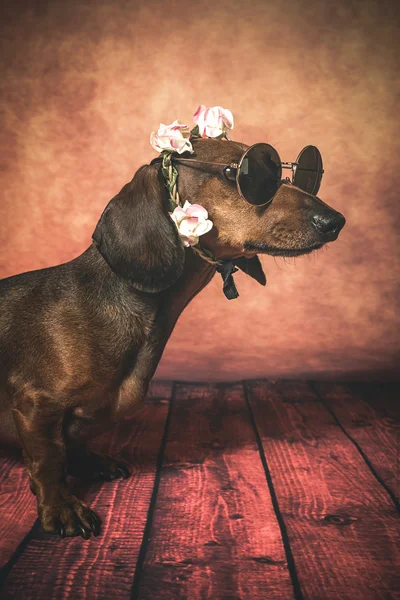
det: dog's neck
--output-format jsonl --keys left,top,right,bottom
{"left": 84, "top": 243, "right": 249, "bottom": 346}
{"left": 161, "top": 248, "right": 216, "bottom": 331}
{"left": 82, "top": 243, "right": 216, "bottom": 331}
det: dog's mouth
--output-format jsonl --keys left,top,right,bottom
{"left": 244, "top": 241, "right": 325, "bottom": 257}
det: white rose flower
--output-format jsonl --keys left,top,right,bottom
{"left": 193, "top": 105, "right": 234, "bottom": 138}
{"left": 169, "top": 201, "right": 213, "bottom": 247}
{"left": 150, "top": 120, "right": 193, "bottom": 154}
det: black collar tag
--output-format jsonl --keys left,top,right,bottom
{"left": 216, "top": 260, "right": 239, "bottom": 300}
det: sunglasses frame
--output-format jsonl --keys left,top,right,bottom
{"left": 159, "top": 143, "right": 324, "bottom": 206}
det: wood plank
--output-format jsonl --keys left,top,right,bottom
{"left": 0, "top": 394, "right": 170, "bottom": 600}
{"left": 245, "top": 379, "right": 400, "bottom": 600}
{"left": 313, "top": 381, "right": 399, "bottom": 505}
{"left": 348, "top": 382, "right": 400, "bottom": 421}
{"left": 134, "top": 382, "right": 294, "bottom": 600}
{"left": 0, "top": 446, "right": 37, "bottom": 568}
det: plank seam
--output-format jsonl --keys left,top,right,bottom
{"left": 309, "top": 381, "right": 400, "bottom": 514}
{"left": 130, "top": 381, "right": 176, "bottom": 600}
{"left": 242, "top": 380, "right": 304, "bottom": 600}
{"left": 0, "top": 518, "right": 42, "bottom": 590}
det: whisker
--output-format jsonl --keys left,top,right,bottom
{"left": 273, "top": 256, "right": 285, "bottom": 271}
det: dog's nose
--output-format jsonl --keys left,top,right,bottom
{"left": 312, "top": 211, "right": 346, "bottom": 239}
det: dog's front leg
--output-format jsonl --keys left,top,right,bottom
{"left": 12, "top": 401, "right": 100, "bottom": 539}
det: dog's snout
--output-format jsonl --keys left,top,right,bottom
{"left": 311, "top": 211, "right": 346, "bottom": 239}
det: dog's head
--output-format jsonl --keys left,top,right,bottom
{"left": 93, "top": 138, "right": 345, "bottom": 292}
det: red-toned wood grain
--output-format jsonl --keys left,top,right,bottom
{"left": 313, "top": 381, "right": 399, "bottom": 499}
{"left": 348, "top": 383, "right": 399, "bottom": 423}
{"left": 1, "top": 380, "right": 399, "bottom": 600}
{"left": 0, "top": 384, "right": 171, "bottom": 600}
{"left": 0, "top": 447, "right": 37, "bottom": 567}
{"left": 134, "top": 382, "right": 294, "bottom": 600}
{"left": 245, "top": 380, "right": 400, "bottom": 600}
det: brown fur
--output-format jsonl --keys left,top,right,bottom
{"left": 0, "top": 138, "right": 345, "bottom": 538}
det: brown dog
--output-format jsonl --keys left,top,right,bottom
{"left": 0, "top": 138, "right": 345, "bottom": 538}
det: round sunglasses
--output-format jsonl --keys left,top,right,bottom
{"left": 171, "top": 143, "right": 324, "bottom": 207}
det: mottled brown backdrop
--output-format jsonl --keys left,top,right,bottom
{"left": 1, "top": 0, "right": 399, "bottom": 380}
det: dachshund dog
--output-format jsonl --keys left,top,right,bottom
{"left": 0, "top": 138, "right": 345, "bottom": 539}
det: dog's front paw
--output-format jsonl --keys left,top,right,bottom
{"left": 68, "top": 448, "right": 132, "bottom": 482}
{"left": 39, "top": 494, "right": 101, "bottom": 539}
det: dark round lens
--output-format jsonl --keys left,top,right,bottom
{"left": 293, "top": 145, "right": 323, "bottom": 195}
{"left": 237, "top": 143, "right": 282, "bottom": 206}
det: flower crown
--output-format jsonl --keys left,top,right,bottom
{"left": 150, "top": 105, "right": 234, "bottom": 263}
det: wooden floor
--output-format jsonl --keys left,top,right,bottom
{"left": 0, "top": 380, "right": 398, "bottom": 600}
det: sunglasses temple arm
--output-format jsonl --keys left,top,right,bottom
{"left": 173, "top": 158, "right": 233, "bottom": 168}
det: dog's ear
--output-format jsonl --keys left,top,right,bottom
{"left": 233, "top": 255, "right": 266, "bottom": 286}
{"left": 93, "top": 164, "right": 185, "bottom": 292}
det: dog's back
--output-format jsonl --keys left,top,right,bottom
{"left": 0, "top": 263, "right": 74, "bottom": 366}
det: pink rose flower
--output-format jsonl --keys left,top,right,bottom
{"left": 193, "top": 105, "right": 234, "bottom": 138}
{"left": 169, "top": 201, "right": 213, "bottom": 247}
{"left": 150, "top": 120, "right": 193, "bottom": 154}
